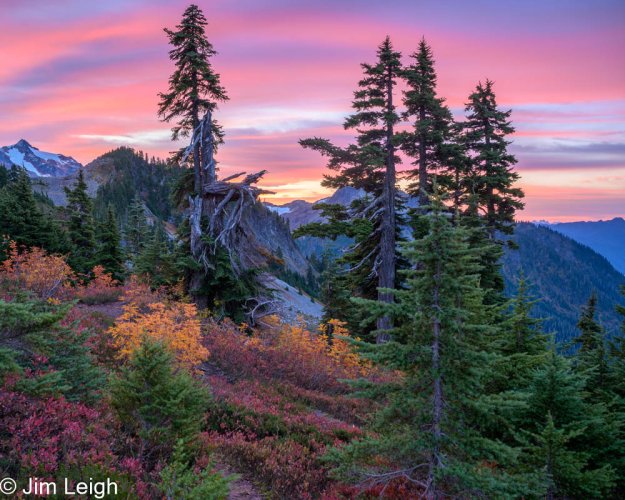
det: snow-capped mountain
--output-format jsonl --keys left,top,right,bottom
{"left": 0, "top": 139, "right": 82, "bottom": 177}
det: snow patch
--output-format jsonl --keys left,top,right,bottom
{"left": 7, "top": 148, "right": 38, "bottom": 175}
{"left": 267, "top": 205, "right": 291, "bottom": 216}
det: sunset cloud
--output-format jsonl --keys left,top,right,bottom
{"left": 1, "top": 0, "right": 623, "bottom": 221}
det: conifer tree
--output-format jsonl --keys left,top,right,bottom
{"left": 95, "top": 205, "right": 125, "bottom": 281}
{"left": 490, "top": 275, "right": 548, "bottom": 392}
{"left": 158, "top": 440, "right": 230, "bottom": 499}
{"left": 298, "top": 37, "right": 402, "bottom": 339}
{"left": 64, "top": 169, "right": 97, "bottom": 275}
{"left": 0, "top": 166, "right": 68, "bottom": 254}
{"left": 401, "top": 38, "right": 457, "bottom": 207}
{"left": 331, "top": 193, "right": 529, "bottom": 497}
{"left": 518, "top": 349, "right": 615, "bottom": 498}
{"left": 134, "top": 221, "right": 177, "bottom": 288}
{"left": 109, "top": 339, "right": 208, "bottom": 469}
{"left": 158, "top": 3, "right": 228, "bottom": 194}
{"left": 572, "top": 293, "right": 609, "bottom": 394}
{"left": 125, "top": 195, "right": 149, "bottom": 257}
{"left": 1, "top": 297, "right": 104, "bottom": 403}
{"left": 462, "top": 80, "right": 524, "bottom": 239}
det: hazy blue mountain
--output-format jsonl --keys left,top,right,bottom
{"left": 502, "top": 223, "right": 624, "bottom": 342}
{"left": 550, "top": 218, "right": 625, "bottom": 275}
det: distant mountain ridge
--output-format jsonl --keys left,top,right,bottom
{"left": 550, "top": 218, "right": 625, "bottom": 275}
{"left": 269, "top": 190, "right": 625, "bottom": 343}
{"left": 502, "top": 223, "right": 624, "bottom": 342}
{"left": 0, "top": 139, "right": 82, "bottom": 177}
{"left": 266, "top": 187, "right": 364, "bottom": 229}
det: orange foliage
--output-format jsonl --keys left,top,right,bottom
{"left": 0, "top": 241, "right": 74, "bottom": 299}
{"left": 109, "top": 285, "right": 208, "bottom": 369}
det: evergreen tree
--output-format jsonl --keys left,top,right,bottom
{"left": 109, "top": 339, "right": 209, "bottom": 469}
{"left": 490, "top": 275, "right": 548, "bottom": 393}
{"left": 64, "top": 169, "right": 97, "bottom": 275}
{"left": 608, "top": 285, "right": 625, "bottom": 491}
{"left": 0, "top": 166, "right": 68, "bottom": 254}
{"left": 0, "top": 164, "right": 8, "bottom": 188}
{"left": 462, "top": 80, "right": 524, "bottom": 239}
{"left": 158, "top": 3, "right": 228, "bottom": 194}
{"left": 460, "top": 80, "right": 524, "bottom": 302}
{"left": 572, "top": 293, "right": 609, "bottom": 394}
{"left": 518, "top": 349, "right": 615, "bottom": 498}
{"left": 95, "top": 205, "right": 125, "bottom": 281}
{"left": 401, "top": 38, "right": 457, "bottom": 207}
{"left": 158, "top": 440, "right": 230, "bottom": 499}
{"left": 125, "top": 195, "right": 150, "bottom": 257}
{"left": 0, "top": 298, "right": 104, "bottom": 403}
{"left": 135, "top": 222, "right": 177, "bottom": 288}
{"left": 330, "top": 194, "right": 530, "bottom": 497}
{"left": 298, "top": 37, "right": 403, "bottom": 339}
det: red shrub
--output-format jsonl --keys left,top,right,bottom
{"left": 0, "top": 389, "right": 115, "bottom": 474}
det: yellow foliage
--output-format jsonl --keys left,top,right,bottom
{"left": 267, "top": 316, "right": 372, "bottom": 378}
{"left": 109, "top": 299, "right": 208, "bottom": 369}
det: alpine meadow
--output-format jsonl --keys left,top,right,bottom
{"left": 1, "top": 1, "right": 624, "bottom": 499}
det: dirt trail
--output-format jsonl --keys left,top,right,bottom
{"left": 214, "top": 461, "right": 264, "bottom": 500}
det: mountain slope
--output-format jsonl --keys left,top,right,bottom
{"left": 0, "top": 139, "right": 81, "bottom": 177}
{"left": 551, "top": 218, "right": 625, "bottom": 275}
{"left": 271, "top": 192, "right": 625, "bottom": 343}
{"left": 502, "top": 223, "right": 624, "bottom": 342}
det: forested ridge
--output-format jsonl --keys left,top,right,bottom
{"left": 1, "top": 4, "right": 624, "bottom": 499}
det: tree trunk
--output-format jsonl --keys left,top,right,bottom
{"left": 418, "top": 104, "right": 429, "bottom": 208}
{"left": 191, "top": 70, "right": 202, "bottom": 196}
{"left": 376, "top": 66, "right": 396, "bottom": 342}
{"left": 428, "top": 260, "right": 443, "bottom": 497}
{"left": 483, "top": 120, "right": 495, "bottom": 239}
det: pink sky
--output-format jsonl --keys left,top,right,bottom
{"left": 1, "top": 0, "right": 624, "bottom": 221}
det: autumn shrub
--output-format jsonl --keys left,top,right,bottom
{"left": 0, "top": 389, "right": 115, "bottom": 476}
{"left": 204, "top": 317, "right": 372, "bottom": 394}
{"left": 0, "top": 241, "right": 74, "bottom": 299}
{"left": 208, "top": 431, "right": 328, "bottom": 499}
{"left": 63, "top": 307, "right": 118, "bottom": 369}
{"left": 109, "top": 284, "right": 208, "bottom": 369}
{"left": 75, "top": 265, "right": 122, "bottom": 304}
{"left": 206, "top": 376, "right": 361, "bottom": 445}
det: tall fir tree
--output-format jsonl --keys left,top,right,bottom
{"left": 298, "top": 37, "right": 402, "bottom": 339}
{"left": 158, "top": 3, "right": 228, "bottom": 194}
{"left": 459, "top": 80, "right": 524, "bottom": 302}
{"left": 401, "top": 38, "right": 457, "bottom": 207}
{"left": 462, "top": 80, "right": 524, "bottom": 239}
{"left": 64, "top": 169, "right": 97, "bottom": 275}
{"left": 95, "top": 205, "right": 125, "bottom": 281}
{"left": 330, "top": 193, "right": 530, "bottom": 497}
